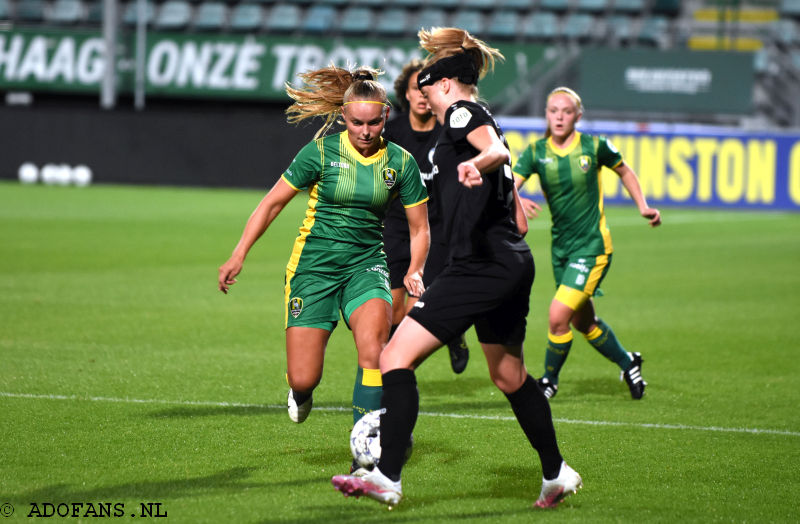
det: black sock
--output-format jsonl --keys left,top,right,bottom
{"left": 377, "top": 369, "right": 418, "bottom": 482}
{"left": 504, "top": 374, "right": 563, "bottom": 480}
{"left": 291, "top": 389, "right": 311, "bottom": 406}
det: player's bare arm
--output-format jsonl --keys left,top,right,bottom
{"left": 218, "top": 177, "right": 298, "bottom": 293}
{"left": 613, "top": 162, "right": 661, "bottom": 227}
{"left": 457, "top": 125, "right": 510, "bottom": 188}
{"left": 514, "top": 174, "right": 542, "bottom": 219}
{"left": 404, "top": 203, "right": 430, "bottom": 298}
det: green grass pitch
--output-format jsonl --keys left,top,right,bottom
{"left": 1, "top": 181, "right": 798, "bottom": 523}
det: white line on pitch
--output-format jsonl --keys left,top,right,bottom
{"left": 2, "top": 391, "right": 798, "bottom": 438}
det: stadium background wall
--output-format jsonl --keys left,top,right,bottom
{"left": 0, "top": 101, "right": 314, "bottom": 188}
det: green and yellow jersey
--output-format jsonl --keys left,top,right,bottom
{"left": 513, "top": 131, "right": 622, "bottom": 259}
{"left": 282, "top": 131, "right": 428, "bottom": 274}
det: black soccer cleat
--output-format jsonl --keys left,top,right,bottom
{"left": 621, "top": 352, "right": 647, "bottom": 399}
{"left": 448, "top": 336, "right": 469, "bottom": 374}
{"left": 537, "top": 377, "right": 558, "bottom": 399}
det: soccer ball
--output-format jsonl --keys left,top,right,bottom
{"left": 350, "top": 409, "right": 382, "bottom": 468}
{"left": 349, "top": 409, "right": 414, "bottom": 469}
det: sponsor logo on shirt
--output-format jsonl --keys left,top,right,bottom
{"left": 285, "top": 168, "right": 293, "bottom": 177}
{"left": 289, "top": 297, "right": 303, "bottom": 318}
{"left": 383, "top": 168, "right": 397, "bottom": 189}
{"left": 578, "top": 155, "right": 592, "bottom": 172}
{"left": 450, "top": 107, "right": 472, "bottom": 129}
{"left": 414, "top": 301, "right": 425, "bottom": 308}
{"left": 606, "top": 138, "right": 619, "bottom": 153}
{"left": 331, "top": 161, "right": 350, "bottom": 169}
{"left": 539, "top": 157, "right": 553, "bottom": 165}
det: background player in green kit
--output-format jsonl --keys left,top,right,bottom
{"left": 513, "top": 87, "right": 661, "bottom": 400}
{"left": 218, "top": 66, "right": 430, "bottom": 448}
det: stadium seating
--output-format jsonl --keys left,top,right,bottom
{"left": 415, "top": 7, "right": 447, "bottom": 30}
{"left": 497, "top": 0, "right": 534, "bottom": 11}
{"left": 230, "top": 3, "right": 262, "bottom": 31}
{"left": 86, "top": 0, "right": 102, "bottom": 23}
{"left": 637, "top": 15, "right": 670, "bottom": 47}
{"left": 388, "top": 0, "right": 423, "bottom": 10}
{"left": 450, "top": 9, "right": 484, "bottom": 36}
{"left": 375, "top": 7, "right": 409, "bottom": 36}
{"left": 193, "top": 2, "right": 226, "bottom": 32}
{"left": 17, "top": 0, "right": 45, "bottom": 21}
{"left": 462, "top": 0, "right": 495, "bottom": 12}
{"left": 301, "top": 3, "right": 336, "bottom": 33}
{"left": 774, "top": 18, "right": 800, "bottom": 46}
{"left": 264, "top": 3, "right": 300, "bottom": 32}
{"left": 486, "top": 10, "right": 519, "bottom": 40}
{"left": 606, "top": 14, "right": 634, "bottom": 45}
{"left": 1, "top": 0, "right": 798, "bottom": 60}
{"left": 122, "top": 0, "right": 155, "bottom": 26}
{"left": 575, "top": 0, "right": 607, "bottom": 14}
{"left": 339, "top": 5, "right": 373, "bottom": 34}
{"left": 612, "top": 0, "right": 645, "bottom": 14}
{"left": 49, "top": 0, "right": 84, "bottom": 24}
{"left": 561, "top": 12, "right": 595, "bottom": 41}
{"left": 521, "top": 11, "right": 559, "bottom": 40}
{"left": 154, "top": 0, "right": 191, "bottom": 30}
{"left": 539, "top": 0, "right": 569, "bottom": 13}
{"left": 782, "top": 0, "right": 800, "bottom": 18}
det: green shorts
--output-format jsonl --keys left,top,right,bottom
{"left": 284, "top": 262, "right": 392, "bottom": 331}
{"left": 552, "top": 254, "right": 612, "bottom": 310}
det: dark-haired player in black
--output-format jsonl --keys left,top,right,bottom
{"left": 333, "top": 28, "right": 582, "bottom": 509}
{"left": 383, "top": 59, "right": 469, "bottom": 374}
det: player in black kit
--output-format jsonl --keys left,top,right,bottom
{"left": 333, "top": 28, "right": 583, "bottom": 509}
{"left": 382, "top": 59, "right": 469, "bottom": 374}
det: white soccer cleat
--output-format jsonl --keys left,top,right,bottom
{"left": 287, "top": 389, "right": 312, "bottom": 423}
{"left": 332, "top": 468, "right": 402, "bottom": 507}
{"left": 535, "top": 462, "right": 582, "bottom": 508}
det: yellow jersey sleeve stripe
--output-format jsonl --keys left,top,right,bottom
{"left": 281, "top": 174, "right": 303, "bottom": 192}
{"left": 403, "top": 196, "right": 430, "bottom": 208}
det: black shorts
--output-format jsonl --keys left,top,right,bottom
{"left": 407, "top": 249, "right": 535, "bottom": 346}
{"left": 422, "top": 241, "right": 449, "bottom": 288}
{"left": 385, "top": 236, "right": 410, "bottom": 290}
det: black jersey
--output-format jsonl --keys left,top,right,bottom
{"left": 431, "top": 100, "right": 527, "bottom": 261}
{"left": 382, "top": 114, "right": 441, "bottom": 242}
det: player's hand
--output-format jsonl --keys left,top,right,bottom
{"left": 218, "top": 258, "right": 243, "bottom": 294}
{"left": 457, "top": 162, "right": 483, "bottom": 188}
{"left": 642, "top": 207, "right": 661, "bottom": 227}
{"left": 521, "top": 197, "right": 541, "bottom": 219}
{"left": 404, "top": 271, "right": 425, "bottom": 298}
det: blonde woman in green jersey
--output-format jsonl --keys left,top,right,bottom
{"left": 218, "top": 67, "right": 430, "bottom": 464}
{"left": 513, "top": 87, "right": 661, "bottom": 400}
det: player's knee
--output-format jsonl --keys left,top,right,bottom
{"left": 488, "top": 368, "right": 526, "bottom": 394}
{"left": 287, "top": 372, "right": 320, "bottom": 394}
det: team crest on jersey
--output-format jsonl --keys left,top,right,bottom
{"left": 289, "top": 297, "right": 303, "bottom": 318}
{"left": 383, "top": 168, "right": 397, "bottom": 189}
{"left": 578, "top": 155, "right": 592, "bottom": 172}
